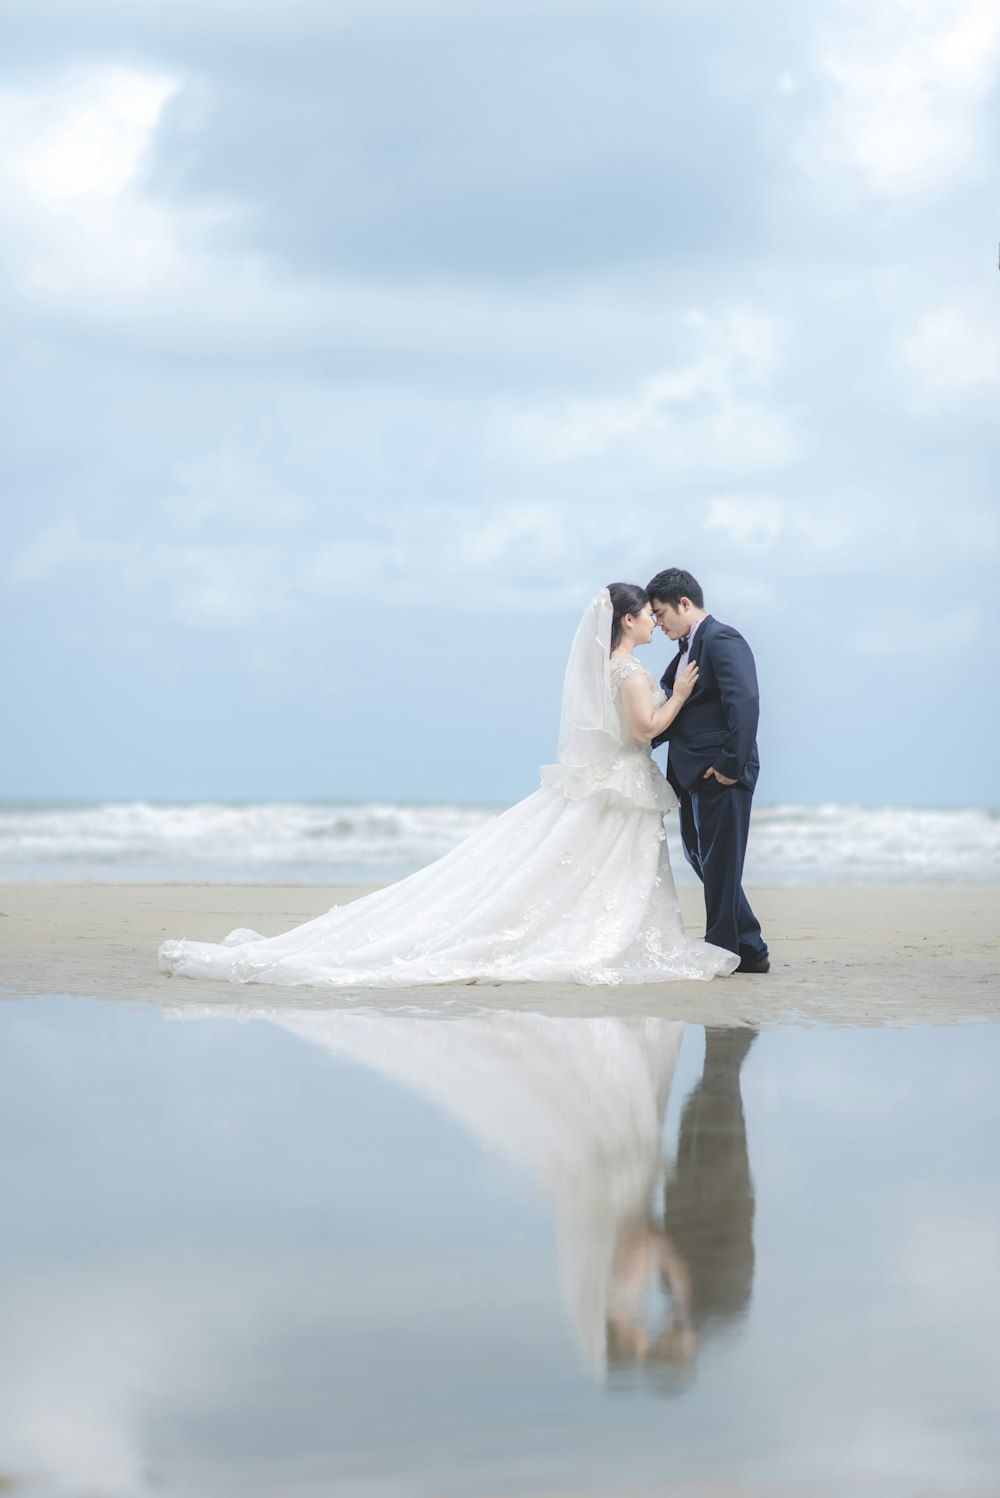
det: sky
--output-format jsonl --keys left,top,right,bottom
{"left": 1, "top": 0, "right": 998, "bottom": 807}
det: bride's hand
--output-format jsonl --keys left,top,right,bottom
{"left": 672, "top": 662, "right": 699, "bottom": 702}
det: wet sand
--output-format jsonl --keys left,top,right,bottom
{"left": 2, "top": 882, "right": 997, "bottom": 1026}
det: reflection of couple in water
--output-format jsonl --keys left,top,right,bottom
{"left": 605, "top": 1026, "right": 756, "bottom": 1386}
{"left": 170, "top": 1002, "right": 756, "bottom": 1383}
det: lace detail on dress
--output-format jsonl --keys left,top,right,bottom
{"left": 609, "top": 655, "right": 645, "bottom": 690}
{"left": 609, "top": 657, "right": 668, "bottom": 735}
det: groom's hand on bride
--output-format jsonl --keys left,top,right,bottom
{"left": 703, "top": 767, "right": 738, "bottom": 785}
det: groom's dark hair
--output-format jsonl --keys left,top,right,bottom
{"left": 647, "top": 568, "right": 704, "bottom": 609}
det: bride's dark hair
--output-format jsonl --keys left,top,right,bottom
{"left": 607, "top": 582, "right": 649, "bottom": 653}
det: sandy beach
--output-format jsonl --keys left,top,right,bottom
{"left": 2, "top": 882, "right": 997, "bottom": 1026}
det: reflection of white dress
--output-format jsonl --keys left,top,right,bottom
{"left": 159, "top": 658, "right": 736, "bottom": 987}
{"left": 169, "top": 1004, "right": 684, "bottom": 1375}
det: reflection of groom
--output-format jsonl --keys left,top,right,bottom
{"left": 604, "top": 1024, "right": 758, "bottom": 1383}
{"left": 648, "top": 568, "right": 769, "bottom": 972}
{"left": 662, "top": 1026, "right": 757, "bottom": 1335}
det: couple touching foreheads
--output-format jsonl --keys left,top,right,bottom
{"left": 159, "top": 567, "right": 769, "bottom": 989}
{"left": 609, "top": 567, "right": 769, "bottom": 975}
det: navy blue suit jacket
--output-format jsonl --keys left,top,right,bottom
{"left": 652, "top": 616, "right": 761, "bottom": 795}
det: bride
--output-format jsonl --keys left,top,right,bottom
{"left": 158, "top": 584, "right": 738, "bottom": 987}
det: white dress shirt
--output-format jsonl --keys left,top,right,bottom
{"left": 671, "top": 614, "right": 705, "bottom": 691}
{"left": 682, "top": 614, "right": 705, "bottom": 655}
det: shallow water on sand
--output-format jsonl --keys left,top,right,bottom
{"left": 1, "top": 996, "right": 998, "bottom": 1496}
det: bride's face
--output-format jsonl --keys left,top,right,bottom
{"left": 628, "top": 603, "right": 656, "bottom": 645}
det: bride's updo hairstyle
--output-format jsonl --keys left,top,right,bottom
{"left": 607, "top": 582, "right": 649, "bottom": 653}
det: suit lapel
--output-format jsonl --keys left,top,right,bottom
{"left": 663, "top": 616, "right": 713, "bottom": 691}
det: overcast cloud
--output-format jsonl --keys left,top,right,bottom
{"left": 2, "top": 0, "right": 997, "bottom": 804}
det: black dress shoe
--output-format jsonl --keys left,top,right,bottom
{"left": 736, "top": 955, "right": 770, "bottom": 974}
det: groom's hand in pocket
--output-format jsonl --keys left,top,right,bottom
{"left": 703, "top": 767, "right": 738, "bottom": 785}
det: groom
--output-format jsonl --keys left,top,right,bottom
{"left": 647, "top": 568, "right": 770, "bottom": 974}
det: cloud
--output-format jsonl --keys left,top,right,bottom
{"left": 499, "top": 309, "right": 796, "bottom": 483}
{"left": 0, "top": 0, "right": 997, "bottom": 803}
{"left": 847, "top": 604, "right": 983, "bottom": 654}
{"left": 137, "top": 6, "right": 789, "bottom": 283}
{"left": 896, "top": 305, "right": 1000, "bottom": 407}
{"left": 0, "top": 64, "right": 776, "bottom": 377}
{"left": 0, "top": 64, "right": 217, "bottom": 315}
{"left": 810, "top": 0, "right": 1000, "bottom": 195}
{"left": 9, "top": 493, "right": 598, "bottom": 645}
{"left": 3, "top": 67, "right": 178, "bottom": 204}
{"left": 164, "top": 451, "right": 314, "bottom": 535}
{"left": 704, "top": 499, "right": 863, "bottom": 561}
{"left": 9, "top": 516, "right": 304, "bottom": 634}
{"left": 706, "top": 497, "right": 785, "bottom": 549}
{"left": 9, "top": 518, "right": 126, "bottom": 584}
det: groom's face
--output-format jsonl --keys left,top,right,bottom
{"left": 651, "top": 599, "right": 689, "bottom": 641}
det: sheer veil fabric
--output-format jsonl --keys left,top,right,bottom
{"left": 158, "top": 590, "right": 738, "bottom": 987}
{"left": 548, "top": 588, "right": 623, "bottom": 790}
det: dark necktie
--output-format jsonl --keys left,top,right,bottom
{"left": 678, "top": 636, "right": 690, "bottom": 656}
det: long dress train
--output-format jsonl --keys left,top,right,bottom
{"left": 158, "top": 600, "right": 738, "bottom": 988}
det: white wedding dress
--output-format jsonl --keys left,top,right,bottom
{"left": 158, "top": 592, "right": 737, "bottom": 987}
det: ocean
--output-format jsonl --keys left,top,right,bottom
{"left": 0, "top": 800, "right": 997, "bottom": 885}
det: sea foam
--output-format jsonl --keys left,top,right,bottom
{"left": 0, "top": 800, "right": 996, "bottom": 885}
